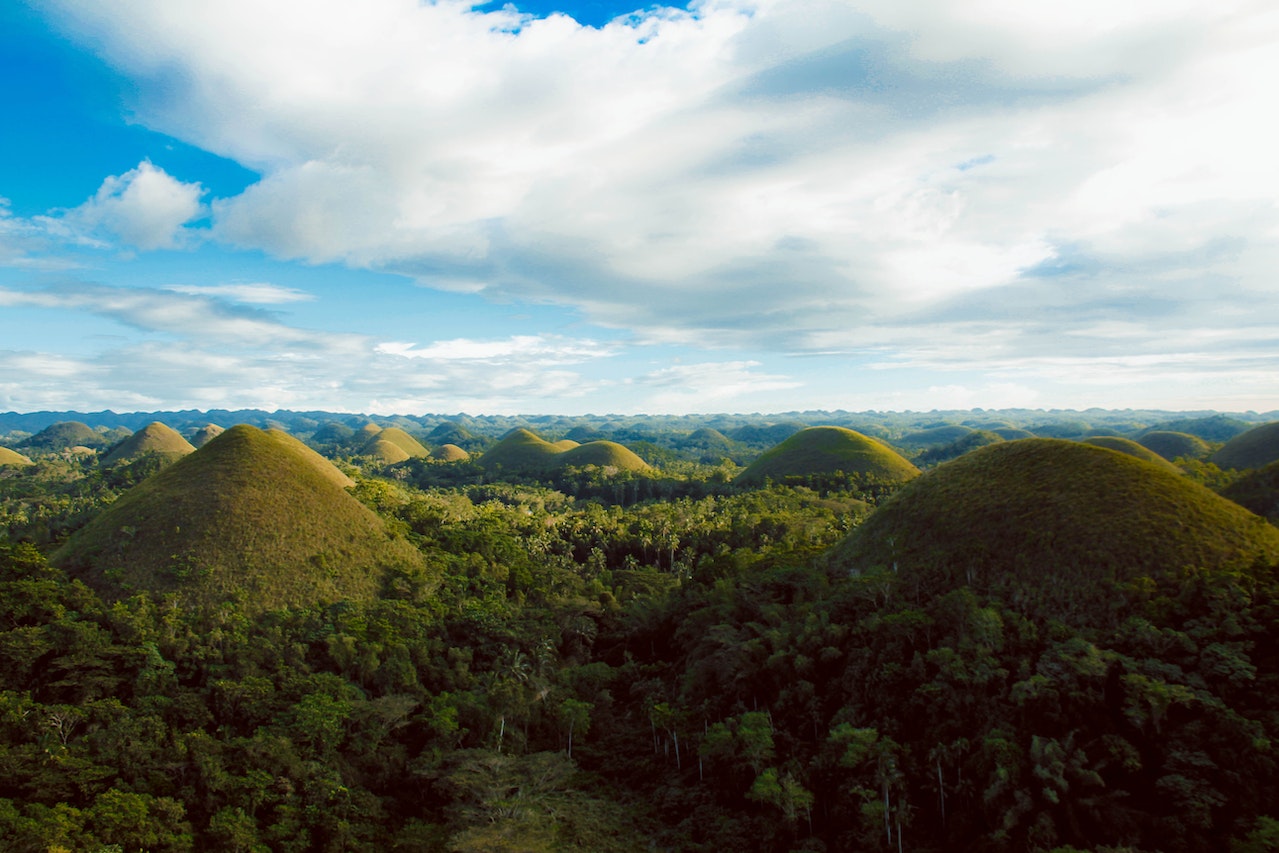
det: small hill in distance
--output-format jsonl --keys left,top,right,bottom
{"left": 53, "top": 425, "right": 426, "bottom": 612}
{"left": 1137, "top": 430, "right": 1213, "bottom": 462}
{"left": 360, "top": 426, "right": 430, "bottom": 460}
{"left": 434, "top": 443, "right": 470, "bottom": 462}
{"left": 829, "top": 439, "right": 1279, "bottom": 624}
{"left": 21, "top": 421, "right": 110, "bottom": 450}
{"left": 100, "top": 422, "right": 196, "bottom": 466}
{"left": 478, "top": 429, "right": 648, "bottom": 474}
{"left": 1211, "top": 422, "right": 1279, "bottom": 471}
{"left": 189, "top": 424, "right": 225, "bottom": 447}
{"left": 734, "top": 426, "right": 920, "bottom": 488}
{"left": 0, "top": 447, "right": 33, "bottom": 467}
{"left": 1081, "top": 436, "right": 1182, "bottom": 473}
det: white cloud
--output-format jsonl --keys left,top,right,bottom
{"left": 163, "top": 282, "right": 315, "bottom": 304}
{"left": 57, "top": 160, "right": 205, "bottom": 251}
{"left": 28, "top": 0, "right": 1279, "bottom": 409}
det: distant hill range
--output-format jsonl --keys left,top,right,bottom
{"left": 54, "top": 425, "right": 427, "bottom": 612}
{"left": 829, "top": 439, "right": 1279, "bottom": 624}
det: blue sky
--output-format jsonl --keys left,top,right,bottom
{"left": 2, "top": 0, "right": 1277, "bottom": 416}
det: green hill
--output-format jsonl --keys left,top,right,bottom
{"left": 829, "top": 439, "right": 1279, "bottom": 623}
{"left": 735, "top": 426, "right": 919, "bottom": 488}
{"left": 552, "top": 439, "right": 581, "bottom": 451}
{"left": 21, "top": 421, "right": 109, "bottom": 450}
{"left": 0, "top": 447, "right": 33, "bottom": 467}
{"left": 559, "top": 441, "right": 650, "bottom": 472}
{"left": 264, "top": 429, "right": 355, "bottom": 489}
{"left": 189, "top": 424, "right": 225, "bottom": 447}
{"left": 362, "top": 438, "right": 412, "bottom": 464}
{"left": 1137, "top": 430, "right": 1213, "bottom": 462}
{"left": 991, "top": 427, "right": 1035, "bottom": 440}
{"left": 1211, "top": 422, "right": 1279, "bottom": 470}
{"left": 1221, "top": 460, "right": 1279, "bottom": 523}
{"left": 100, "top": 422, "right": 196, "bottom": 466}
{"left": 477, "top": 428, "right": 566, "bottom": 472}
{"left": 1081, "top": 436, "right": 1182, "bottom": 473}
{"left": 53, "top": 425, "right": 426, "bottom": 612}
{"left": 435, "top": 443, "right": 470, "bottom": 462}
{"left": 1153, "top": 414, "right": 1252, "bottom": 442}
{"left": 362, "top": 427, "right": 429, "bottom": 459}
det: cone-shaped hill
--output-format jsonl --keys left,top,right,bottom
{"left": 829, "top": 439, "right": 1279, "bottom": 623}
{"left": 100, "top": 422, "right": 196, "bottom": 466}
{"left": 478, "top": 428, "right": 567, "bottom": 471}
{"left": 1211, "top": 422, "right": 1279, "bottom": 471}
{"left": 435, "top": 443, "right": 470, "bottom": 462}
{"left": 190, "top": 424, "right": 225, "bottom": 447}
{"left": 1081, "top": 436, "right": 1182, "bottom": 473}
{"left": 264, "top": 429, "right": 354, "bottom": 489}
{"left": 559, "top": 441, "right": 650, "bottom": 471}
{"left": 0, "top": 447, "right": 33, "bottom": 467}
{"left": 735, "top": 426, "right": 919, "bottom": 488}
{"left": 478, "top": 429, "right": 647, "bottom": 474}
{"left": 21, "top": 421, "right": 109, "bottom": 450}
{"left": 360, "top": 427, "right": 429, "bottom": 460}
{"left": 1137, "top": 430, "right": 1213, "bottom": 462}
{"left": 54, "top": 425, "right": 426, "bottom": 612}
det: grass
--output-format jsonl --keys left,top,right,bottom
{"left": 362, "top": 438, "right": 412, "bottom": 464}
{"left": 54, "top": 425, "right": 426, "bottom": 612}
{"left": 1211, "top": 422, "right": 1279, "bottom": 470}
{"left": 367, "top": 427, "right": 430, "bottom": 458}
{"left": 434, "top": 443, "right": 470, "bottom": 462}
{"left": 100, "top": 422, "right": 195, "bottom": 466}
{"left": 735, "top": 426, "right": 920, "bottom": 487}
{"left": 0, "top": 447, "right": 33, "bottom": 467}
{"left": 560, "top": 441, "right": 650, "bottom": 472}
{"left": 1137, "top": 430, "right": 1213, "bottom": 462}
{"left": 831, "top": 438, "right": 1279, "bottom": 623}
{"left": 1081, "top": 436, "right": 1182, "bottom": 473}
{"left": 1221, "top": 460, "right": 1279, "bottom": 523}
{"left": 190, "top": 424, "right": 225, "bottom": 447}
{"left": 478, "top": 428, "right": 571, "bottom": 472}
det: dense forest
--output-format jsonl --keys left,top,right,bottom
{"left": 1, "top": 408, "right": 1279, "bottom": 852}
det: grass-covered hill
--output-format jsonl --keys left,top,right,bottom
{"left": 1137, "top": 429, "right": 1213, "bottom": 461}
{"left": 53, "top": 425, "right": 426, "bottom": 612}
{"left": 991, "top": 427, "right": 1036, "bottom": 440}
{"left": 264, "top": 428, "right": 355, "bottom": 489}
{"left": 478, "top": 429, "right": 648, "bottom": 474}
{"left": 361, "top": 426, "right": 430, "bottom": 460}
{"left": 20, "top": 421, "right": 109, "bottom": 450}
{"left": 478, "top": 428, "right": 566, "bottom": 472}
{"left": 1081, "top": 435, "right": 1182, "bottom": 473}
{"left": 1210, "top": 421, "right": 1279, "bottom": 470}
{"left": 830, "top": 439, "right": 1279, "bottom": 623}
{"left": 99, "top": 421, "right": 196, "bottom": 466}
{"left": 362, "top": 438, "right": 412, "bottom": 464}
{"left": 1221, "top": 460, "right": 1279, "bottom": 523}
{"left": 434, "top": 443, "right": 470, "bottom": 462}
{"left": 0, "top": 447, "right": 33, "bottom": 467}
{"left": 189, "top": 424, "right": 225, "bottom": 447}
{"left": 900, "top": 424, "right": 974, "bottom": 447}
{"left": 734, "top": 426, "right": 920, "bottom": 488}
{"left": 559, "top": 440, "right": 650, "bottom": 472}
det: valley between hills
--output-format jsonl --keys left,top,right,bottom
{"left": 2, "top": 407, "right": 1279, "bottom": 851}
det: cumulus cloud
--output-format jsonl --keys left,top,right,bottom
{"left": 55, "top": 160, "right": 205, "bottom": 251}
{"left": 30, "top": 0, "right": 1279, "bottom": 404}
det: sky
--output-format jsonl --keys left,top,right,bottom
{"left": 1, "top": 0, "right": 1277, "bottom": 416}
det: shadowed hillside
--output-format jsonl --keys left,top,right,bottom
{"left": 1221, "top": 460, "right": 1279, "bottom": 523}
{"left": 1081, "top": 435, "right": 1182, "bottom": 473}
{"left": 189, "top": 424, "right": 225, "bottom": 447}
{"left": 100, "top": 422, "right": 196, "bottom": 466}
{"left": 1211, "top": 422, "right": 1279, "bottom": 470}
{"left": 21, "top": 421, "right": 109, "bottom": 450}
{"left": 735, "top": 426, "right": 919, "bottom": 488}
{"left": 830, "top": 439, "right": 1279, "bottom": 623}
{"left": 1137, "top": 430, "right": 1213, "bottom": 461}
{"left": 362, "top": 438, "right": 412, "bottom": 464}
{"left": 53, "top": 425, "right": 426, "bottom": 611}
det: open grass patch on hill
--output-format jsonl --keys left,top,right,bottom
{"left": 735, "top": 426, "right": 919, "bottom": 489}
